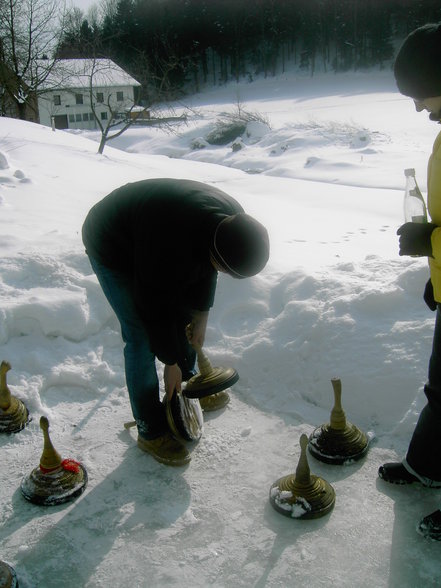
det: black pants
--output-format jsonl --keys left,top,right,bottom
{"left": 89, "top": 255, "right": 196, "bottom": 440}
{"left": 406, "top": 304, "right": 441, "bottom": 480}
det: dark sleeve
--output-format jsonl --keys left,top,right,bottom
{"left": 131, "top": 247, "right": 217, "bottom": 365}
{"left": 185, "top": 271, "right": 218, "bottom": 311}
{"left": 132, "top": 255, "right": 181, "bottom": 365}
{"left": 135, "top": 273, "right": 217, "bottom": 365}
{"left": 147, "top": 320, "right": 181, "bottom": 365}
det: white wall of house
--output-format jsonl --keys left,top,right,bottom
{"left": 38, "top": 84, "right": 137, "bottom": 130}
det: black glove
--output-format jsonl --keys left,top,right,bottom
{"left": 396, "top": 222, "right": 437, "bottom": 257}
{"left": 424, "top": 279, "right": 437, "bottom": 311}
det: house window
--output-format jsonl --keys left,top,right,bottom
{"left": 75, "top": 94, "right": 83, "bottom": 105}
{"left": 83, "top": 113, "right": 89, "bottom": 121}
{"left": 53, "top": 95, "right": 61, "bottom": 106}
{"left": 116, "top": 91, "right": 124, "bottom": 102}
{"left": 96, "top": 92, "right": 104, "bottom": 103}
{"left": 75, "top": 114, "right": 82, "bottom": 122}
{"left": 69, "top": 114, "right": 75, "bottom": 123}
{"left": 100, "top": 111, "right": 108, "bottom": 120}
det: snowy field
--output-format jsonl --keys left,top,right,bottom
{"left": 1, "top": 69, "right": 441, "bottom": 587}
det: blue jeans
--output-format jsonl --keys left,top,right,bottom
{"left": 406, "top": 304, "right": 441, "bottom": 480}
{"left": 88, "top": 256, "right": 168, "bottom": 440}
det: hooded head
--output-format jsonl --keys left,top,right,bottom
{"left": 394, "top": 23, "right": 441, "bottom": 100}
{"left": 210, "top": 213, "right": 269, "bottom": 278}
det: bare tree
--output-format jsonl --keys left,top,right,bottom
{"left": 84, "top": 57, "right": 183, "bottom": 155}
{"left": 78, "top": 59, "right": 137, "bottom": 154}
{"left": 0, "top": 0, "right": 67, "bottom": 120}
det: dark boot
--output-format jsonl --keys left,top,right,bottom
{"left": 378, "top": 462, "right": 423, "bottom": 485}
{"left": 378, "top": 462, "right": 441, "bottom": 487}
{"left": 417, "top": 509, "right": 441, "bottom": 541}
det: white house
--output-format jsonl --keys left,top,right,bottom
{"left": 37, "top": 58, "right": 141, "bottom": 130}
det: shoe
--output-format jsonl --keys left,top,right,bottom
{"left": 378, "top": 462, "right": 441, "bottom": 488}
{"left": 417, "top": 509, "right": 441, "bottom": 541}
{"left": 137, "top": 432, "right": 191, "bottom": 466}
{"left": 378, "top": 462, "right": 421, "bottom": 485}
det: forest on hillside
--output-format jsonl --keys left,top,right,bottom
{"left": 58, "top": 0, "right": 441, "bottom": 101}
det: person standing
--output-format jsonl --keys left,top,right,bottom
{"left": 82, "top": 178, "right": 270, "bottom": 467}
{"left": 378, "top": 23, "right": 441, "bottom": 541}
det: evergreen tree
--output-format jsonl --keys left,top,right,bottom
{"left": 52, "top": 0, "right": 441, "bottom": 104}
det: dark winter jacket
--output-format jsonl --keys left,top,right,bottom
{"left": 82, "top": 178, "right": 244, "bottom": 365}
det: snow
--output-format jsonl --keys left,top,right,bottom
{"left": 1, "top": 69, "right": 441, "bottom": 587}
{"left": 40, "top": 58, "right": 141, "bottom": 89}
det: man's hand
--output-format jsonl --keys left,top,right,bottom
{"left": 397, "top": 222, "right": 437, "bottom": 257}
{"left": 164, "top": 363, "right": 182, "bottom": 400}
{"left": 186, "top": 310, "right": 209, "bottom": 348}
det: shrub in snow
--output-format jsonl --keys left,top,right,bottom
{"left": 206, "top": 121, "right": 247, "bottom": 146}
{"left": 190, "top": 137, "right": 209, "bottom": 150}
{"left": 350, "top": 130, "right": 371, "bottom": 149}
{"left": 206, "top": 105, "right": 271, "bottom": 146}
{"left": 231, "top": 139, "right": 245, "bottom": 152}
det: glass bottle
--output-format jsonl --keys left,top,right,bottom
{"left": 404, "top": 168, "right": 428, "bottom": 224}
